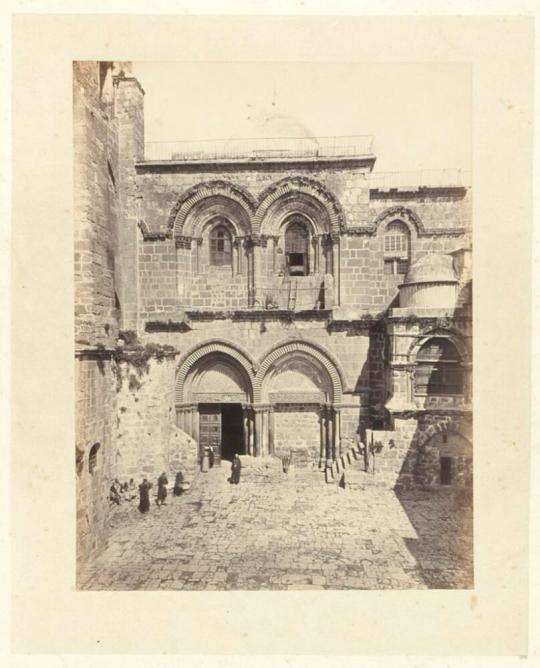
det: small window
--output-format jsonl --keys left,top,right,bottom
{"left": 285, "top": 220, "right": 309, "bottom": 276}
{"left": 384, "top": 221, "right": 410, "bottom": 275}
{"left": 384, "top": 258, "right": 408, "bottom": 275}
{"left": 440, "top": 456, "right": 452, "bottom": 485}
{"left": 88, "top": 443, "right": 101, "bottom": 475}
{"left": 209, "top": 222, "right": 232, "bottom": 266}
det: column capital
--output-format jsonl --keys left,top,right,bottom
{"left": 175, "top": 235, "right": 192, "bottom": 249}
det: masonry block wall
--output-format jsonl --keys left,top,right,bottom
{"left": 75, "top": 357, "right": 117, "bottom": 560}
{"left": 115, "top": 356, "right": 197, "bottom": 482}
{"left": 74, "top": 62, "right": 126, "bottom": 564}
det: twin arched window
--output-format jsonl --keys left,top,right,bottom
{"left": 209, "top": 221, "right": 232, "bottom": 266}
{"left": 285, "top": 219, "right": 310, "bottom": 276}
{"left": 415, "top": 338, "right": 463, "bottom": 396}
{"left": 384, "top": 220, "right": 410, "bottom": 275}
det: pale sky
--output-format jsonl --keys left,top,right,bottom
{"left": 132, "top": 62, "right": 471, "bottom": 174}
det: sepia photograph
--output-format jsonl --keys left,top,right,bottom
{"left": 74, "top": 60, "right": 473, "bottom": 592}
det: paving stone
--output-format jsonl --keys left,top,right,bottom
{"left": 78, "top": 466, "right": 473, "bottom": 590}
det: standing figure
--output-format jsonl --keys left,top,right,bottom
{"left": 109, "top": 481, "right": 121, "bottom": 505}
{"left": 231, "top": 454, "right": 242, "bottom": 485}
{"left": 208, "top": 446, "right": 215, "bottom": 468}
{"left": 138, "top": 478, "right": 152, "bottom": 513}
{"left": 173, "top": 471, "right": 184, "bottom": 496}
{"left": 157, "top": 472, "right": 168, "bottom": 506}
{"left": 201, "top": 447, "right": 209, "bottom": 473}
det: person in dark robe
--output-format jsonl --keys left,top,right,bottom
{"left": 138, "top": 478, "right": 152, "bottom": 513}
{"left": 173, "top": 471, "right": 184, "bottom": 496}
{"left": 208, "top": 446, "right": 215, "bottom": 468}
{"left": 230, "top": 454, "right": 242, "bottom": 485}
{"left": 109, "top": 481, "right": 121, "bottom": 505}
{"left": 157, "top": 472, "right": 168, "bottom": 506}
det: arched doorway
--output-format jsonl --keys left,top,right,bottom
{"left": 259, "top": 345, "right": 339, "bottom": 467}
{"left": 178, "top": 348, "right": 255, "bottom": 465}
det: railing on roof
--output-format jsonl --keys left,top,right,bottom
{"left": 143, "top": 135, "right": 374, "bottom": 162}
{"left": 369, "top": 169, "right": 471, "bottom": 190}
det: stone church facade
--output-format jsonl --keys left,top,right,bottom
{"left": 74, "top": 62, "right": 472, "bottom": 562}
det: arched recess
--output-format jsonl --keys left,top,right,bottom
{"left": 255, "top": 177, "right": 345, "bottom": 236}
{"left": 408, "top": 329, "right": 470, "bottom": 366}
{"left": 260, "top": 350, "right": 334, "bottom": 403}
{"left": 169, "top": 181, "right": 256, "bottom": 238}
{"left": 254, "top": 340, "right": 345, "bottom": 403}
{"left": 175, "top": 340, "right": 256, "bottom": 404}
{"left": 371, "top": 206, "right": 425, "bottom": 237}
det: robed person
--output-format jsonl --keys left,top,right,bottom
{"left": 231, "top": 454, "right": 242, "bottom": 485}
{"left": 138, "top": 478, "right": 152, "bottom": 513}
{"left": 157, "top": 472, "right": 168, "bottom": 506}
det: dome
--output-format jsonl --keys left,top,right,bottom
{"left": 225, "top": 109, "right": 319, "bottom": 155}
{"left": 401, "top": 253, "right": 457, "bottom": 286}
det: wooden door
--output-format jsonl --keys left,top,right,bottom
{"left": 199, "top": 405, "right": 222, "bottom": 464}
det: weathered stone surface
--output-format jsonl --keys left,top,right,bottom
{"left": 78, "top": 466, "right": 473, "bottom": 590}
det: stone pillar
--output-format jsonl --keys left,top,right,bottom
{"left": 248, "top": 409, "right": 254, "bottom": 456}
{"left": 261, "top": 409, "right": 268, "bottom": 457}
{"left": 334, "top": 407, "right": 341, "bottom": 457}
{"left": 195, "top": 238, "right": 203, "bottom": 274}
{"left": 268, "top": 407, "right": 275, "bottom": 455}
{"left": 331, "top": 233, "right": 340, "bottom": 305}
{"left": 176, "top": 405, "right": 185, "bottom": 431}
{"left": 254, "top": 408, "right": 262, "bottom": 457}
{"left": 327, "top": 406, "right": 334, "bottom": 461}
{"left": 242, "top": 405, "right": 249, "bottom": 455}
{"left": 319, "top": 405, "right": 326, "bottom": 468}
{"left": 192, "top": 404, "right": 199, "bottom": 444}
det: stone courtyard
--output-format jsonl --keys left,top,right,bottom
{"left": 78, "top": 465, "right": 473, "bottom": 591}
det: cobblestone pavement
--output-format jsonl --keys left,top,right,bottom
{"left": 78, "top": 466, "right": 473, "bottom": 590}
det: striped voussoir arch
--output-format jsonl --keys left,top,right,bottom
{"left": 169, "top": 181, "right": 256, "bottom": 238}
{"left": 175, "top": 340, "right": 256, "bottom": 404}
{"left": 252, "top": 177, "right": 344, "bottom": 236}
{"left": 254, "top": 340, "right": 344, "bottom": 404}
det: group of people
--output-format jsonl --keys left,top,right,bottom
{"left": 110, "top": 471, "right": 187, "bottom": 514}
{"left": 200, "top": 447, "right": 242, "bottom": 485}
{"left": 110, "top": 451, "right": 243, "bottom": 515}
{"left": 108, "top": 478, "right": 137, "bottom": 505}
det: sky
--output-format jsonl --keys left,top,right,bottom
{"left": 132, "top": 62, "right": 471, "bottom": 174}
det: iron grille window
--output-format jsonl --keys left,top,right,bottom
{"left": 415, "top": 338, "right": 463, "bottom": 395}
{"left": 209, "top": 224, "right": 232, "bottom": 266}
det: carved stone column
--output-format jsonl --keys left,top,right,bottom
{"left": 195, "top": 237, "right": 203, "bottom": 274}
{"left": 330, "top": 232, "right": 340, "bottom": 305}
{"left": 268, "top": 406, "right": 275, "bottom": 455}
{"left": 319, "top": 405, "right": 327, "bottom": 468}
{"left": 333, "top": 406, "right": 341, "bottom": 458}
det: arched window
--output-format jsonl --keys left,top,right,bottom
{"left": 384, "top": 221, "right": 410, "bottom": 275}
{"left": 285, "top": 220, "right": 309, "bottom": 276}
{"left": 415, "top": 338, "right": 463, "bottom": 395}
{"left": 209, "top": 221, "right": 232, "bottom": 266}
{"left": 88, "top": 443, "right": 101, "bottom": 475}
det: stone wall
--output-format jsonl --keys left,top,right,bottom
{"left": 273, "top": 405, "right": 321, "bottom": 466}
{"left": 74, "top": 61, "right": 120, "bottom": 346}
{"left": 74, "top": 61, "right": 123, "bottom": 564}
{"left": 75, "top": 355, "right": 117, "bottom": 561}
{"left": 364, "top": 412, "right": 473, "bottom": 489}
{"left": 115, "top": 356, "right": 198, "bottom": 484}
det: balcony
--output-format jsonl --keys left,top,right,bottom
{"left": 369, "top": 169, "right": 471, "bottom": 190}
{"left": 143, "top": 135, "right": 375, "bottom": 163}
